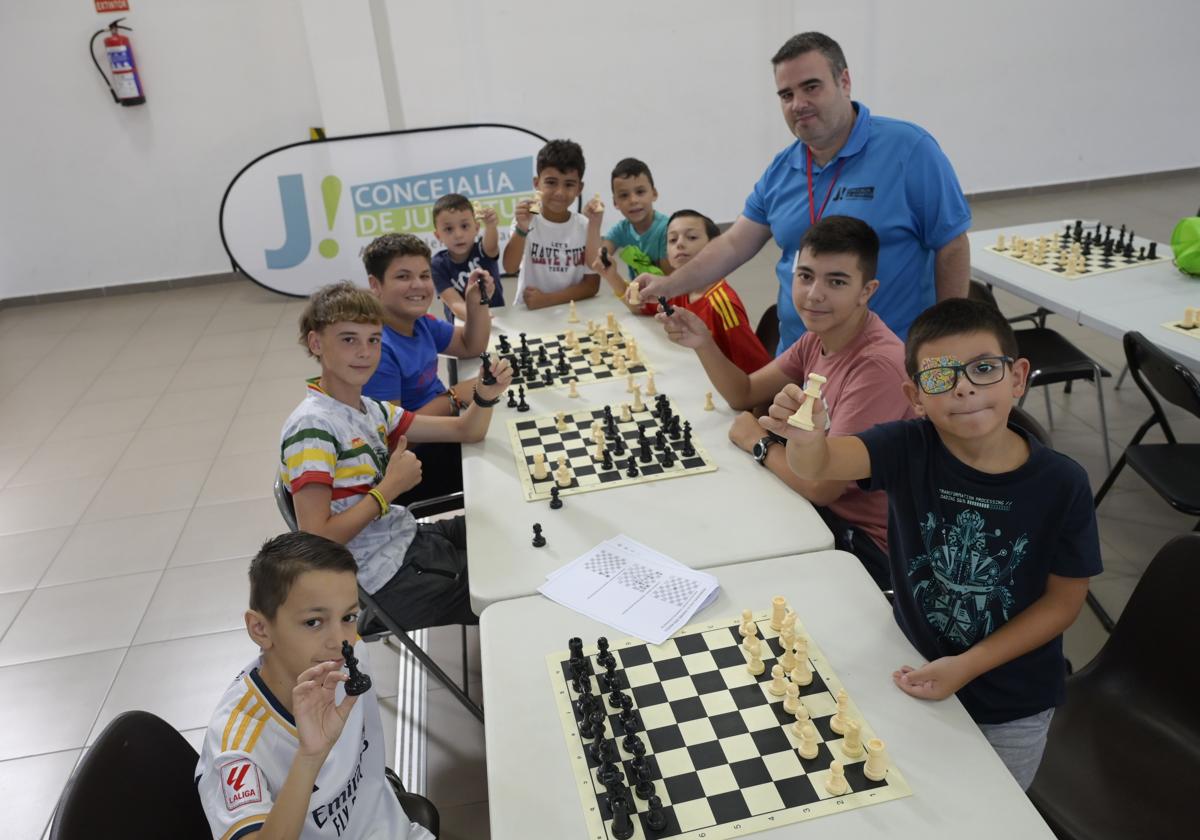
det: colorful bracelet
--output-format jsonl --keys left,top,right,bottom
{"left": 367, "top": 488, "right": 389, "bottom": 518}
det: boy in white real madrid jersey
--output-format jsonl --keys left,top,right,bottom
{"left": 196, "top": 532, "right": 433, "bottom": 840}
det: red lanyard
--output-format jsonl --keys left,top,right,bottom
{"left": 806, "top": 146, "right": 845, "bottom": 225}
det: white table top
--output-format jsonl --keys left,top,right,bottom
{"left": 461, "top": 297, "right": 833, "bottom": 613}
{"left": 969, "top": 220, "right": 1200, "bottom": 369}
{"left": 480, "top": 552, "right": 1053, "bottom": 840}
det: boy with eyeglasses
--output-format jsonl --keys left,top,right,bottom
{"left": 760, "top": 298, "right": 1101, "bottom": 790}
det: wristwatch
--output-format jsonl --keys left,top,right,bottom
{"left": 752, "top": 433, "right": 785, "bottom": 466}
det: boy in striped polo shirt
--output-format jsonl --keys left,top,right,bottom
{"left": 279, "top": 281, "right": 511, "bottom": 630}
{"left": 196, "top": 532, "right": 433, "bottom": 840}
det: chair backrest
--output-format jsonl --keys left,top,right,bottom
{"left": 274, "top": 475, "right": 299, "bottom": 531}
{"left": 967, "top": 279, "right": 1000, "bottom": 309}
{"left": 1123, "top": 331, "right": 1200, "bottom": 439}
{"left": 754, "top": 303, "right": 779, "bottom": 356}
{"left": 1082, "top": 534, "right": 1200, "bottom": 725}
{"left": 1008, "top": 404, "right": 1052, "bottom": 447}
{"left": 50, "top": 711, "right": 211, "bottom": 840}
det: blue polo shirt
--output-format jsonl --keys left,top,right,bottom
{"left": 362, "top": 317, "right": 454, "bottom": 410}
{"left": 743, "top": 102, "right": 971, "bottom": 352}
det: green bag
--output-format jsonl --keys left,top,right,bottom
{"left": 618, "top": 245, "right": 664, "bottom": 280}
{"left": 1170, "top": 214, "right": 1200, "bottom": 277}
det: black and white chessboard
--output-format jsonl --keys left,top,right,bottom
{"left": 1161, "top": 309, "right": 1200, "bottom": 341}
{"left": 985, "top": 220, "right": 1169, "bottom": 279}
{"left": 507, "top": 400, "right": 716, "bottom": 502}
{"left": 547, "top": 611, "right": 911, "bottom": 840}
{"left": 491, "top": 323, "right": 651, "bottom": 392}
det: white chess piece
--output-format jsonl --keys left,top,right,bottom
{"left": 789, "top": 638, "right": 812, "bottom": 686}
{"left": 531, "top": 452, "right": 548, "bottom": 480}
{"left": 742, "top": 619, "right": 760, "bottom": 649}
{"left": 739, "top": 609, "right": 755, "bottom": 637}
{"left": 568, "top": 379, "right": 580, "bottom": 398}
{"left": 841, "top": 720, "right": 864, "bottom": 759}
{"left": 787, "top": 373, "right": 827, "bottom": 430}
{"left": 830, "top": 689, "right": 850, "bottom": 734}
{"left": 644, "top": 373, "right": 657, "bottom": 395}
{"left": 994, "top": 233, "right": 1007, "bottom": 251}
{"left": 627, "top": 282, "right": 641, "bottom": 306}
{"left": 1182, "top": 307, "right": 1196, "bottom": 329}
{"left": 783, "top": 682, "right": 801, "bottom": 715}
{"left": 746, "top": 649, "right": 765, "bottom": 675}
{"left": 790, "top": 702, "right": 810, "bottom": 736}
{"left": 593, "top": 438, "right": 605, "bottom": 462}
{"left": 620, "top": 403, "right": 632, "bottom": 423}
{"left": 779, "top": 636, "right": 797, "bottom": 672}
{"left": 798, "top": 723, "right": 819, "bottom": 759}
{"left": 769, "top": 596, "right": 787, "bottom": 631}
{"left": 825, "top": 761, "right": 849, "bottom": 795}
{"left": 564, "top": 329, "right": 577, "bottom": 348}
{"left": 864, "top": 738, "right": 888, "bottom": 781}
{"left": 768, "top": 664, "right": 787, "bottom": 696}
{"left": 703, "top": 392, "right": 715, "bottom": 411}
{"left": 613, "top": 353, "right": 627, "bottom": 374}
{"left": 555, "top": 411, "right": 567, "bottom": 432}
{"left": 606, "top": 312, "right": 617, "bottom": 331}
{"left": 555, "top": 454, "right": 571, "bottom": 487}
{"left": 631, "top": 385, "right": 644, "bottom": 413}
{"left": 626, "top": 339, "right": 640, "bottom": 364}
{"left": 567, "top": 300, "right": 579, "bottom": 323}
{"left": 626, "top": 374, "right": 636, "bottom": 393}
{"left": 589, "top": 346, "right": 602, "bottom": 366}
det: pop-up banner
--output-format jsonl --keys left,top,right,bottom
{"left": 219, "top": 124, "right": 548, "bottom": 297}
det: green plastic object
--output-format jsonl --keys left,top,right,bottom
{"left": 1171, "top": 215, "right": 1200, "bottom": 277}
{"left": 618, "top": 245, "right": 664, "bottom": 278}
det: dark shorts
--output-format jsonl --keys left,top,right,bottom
{"left": 371, "top": 516, "right": 478, "bottom": 630}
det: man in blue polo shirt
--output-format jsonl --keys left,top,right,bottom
{"left": 638, "top": 32, "right": 971, "bottom": 350}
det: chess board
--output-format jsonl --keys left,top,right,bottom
{"left": 507, "top": 401, "right": 716, "bottom": 502}
{"left": 1161, "top": 312, "right": 1200, "bottom": 341}
{"left": 492, "top": 323, "right": 651, "bottom": 392}
{"left": 547, "top": 611, "right": 911, "bottom": 840}
{"left": 985, "top": 222, "right": 1169, "bottom": 279}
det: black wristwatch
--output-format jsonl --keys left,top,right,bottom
{"left": 472, "top": 388, "right": 501, "bottom": 408}
{"left": 752, "top": 433, "right": 785, "bottom": 466}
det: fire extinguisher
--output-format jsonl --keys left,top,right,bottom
{"left": 90, "top": 18, "right": 146, "bottom": 106}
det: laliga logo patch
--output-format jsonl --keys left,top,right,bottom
{"left": 220, "top": 758, "right": 263, "bottom": 811}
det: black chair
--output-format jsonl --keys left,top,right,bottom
{"left": 969, "top": 281, "right": 1112, "bottom": 471}
{"left": 49, "top": 711, "right": 441, "bottom": 838}
{"left": 754, "top": 303, "right": 779, "bottom": 357}
{"left": 1027, "top": 534, "right": 1200, "bottom": 839}
{"left": 1088, "top": 331, "right": 1200, "bottom": 631}
{"left": 273, "top": 478, "right": 483, "bottom": 722}
{"left": 1008, "top": 403, "right": 1052, "bottom": 446}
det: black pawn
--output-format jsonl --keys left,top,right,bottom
{"left": 609, "top": 793, "right": 635, "bottom": 840}
{"left": 596, "top": 636, "right": 612, "bottom": 665}
{"left": 626, "top": 456, "right": 639, "bottom": 478}
{"left": 654, "top": 430, "right": 666, "bottom": 451}
{"left": 479, "top": 353, "right": 496, "bottom": 386}
{"left": 661, "top": 448, "right": 675, "bottom": 468}
{"left": 516, "top": 385, "right": 529, "bottom": 412}
{"left": 622, "top": 728, "right": 642, "bottom": 755}
{"left": 612, "top": 435, "right": 625, "bottom": 455}
{"left": 601, "top": 448, "right": 613, "bottom": 471}
{"left": 519, "top": 332, "right": 528, "bottom": 351}
{"left": 537, "top": 345, "right": 549, "bottom": 366}
{"left": 549, "top": 486, "right": 563, "bottom": 509}
{"left": 341, "top": 640, "right": 372, "bottom": 696}
{"left": 506, "top": 389, "right": 516, "bottom": 408}
{"left": 645, "top": 795, "right": 668, "bottom": 832}
{"left": 531, "top": 523, "right": 546, "bottom": 547}
{"left": 634, "top": 762, "right": 656, "bottom": 800}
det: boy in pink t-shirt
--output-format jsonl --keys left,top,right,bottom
{"left": 658, "top": 216, "right": 912, "bottom": 587}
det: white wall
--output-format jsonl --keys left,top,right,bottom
{"left": 387, "top": 0, "right": 1200, "bottom": 227}
{"left": 0, "top": 0, "right": 320, "bottom": 299}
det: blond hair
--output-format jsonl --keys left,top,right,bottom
{"left": 297, "top": 281, "right": 383, "bottom": 357}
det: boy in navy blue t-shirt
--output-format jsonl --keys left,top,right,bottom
{"left": 431, "top": 193, "right": 504, "bottom": 322}
{"left": 761, "top": 298, "right": 1100, "bottom": 790}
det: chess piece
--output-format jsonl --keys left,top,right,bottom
{"left": 768, "top": 664, "right": 787, "bottom": 696}
{"left": 531, "top": 523, "right": 546, "bottom": 547}
{"left": 703, "top": 391, "right": 715, "bottom": 411}
{"left": 590, "top": 346, "right": 602, "bottom": 366}
{"left": 566, "top": 299, "right": 579, "bottom": 323}
{"left": 783, "top": 682, "right": 801, "bottom": 715}
{"left": 625, "top": 456, "right": 639, "bottom": 478}
{"left": 341, "top": 641, "right": 372, "bottom": 696}
{"left": 742, "top": 618, "right": 760, "bottom": 650}
{"left": 830, "top": 689, "right": 850, "bottom": 734}
{"left": 625, "top": 338, "right": 639, "bottom": 364}
{"left": 994, "top": 233, "right": 1007, "bottom": 251}
{"left": 620, "top": 403, "right": 632, "bottom": 423}
{"left": 744, "top": 632, "right": 761, "bottom": 658}
{"left": 564, "top": 329, "right": 577, "bottom": 348}
{"left": 790, "top": 701, "right": 810, "bottom": 736}
{"left": 631, "top": 385, "right": 644, "bottom": 412}
{"left": 531, "top": 451, "right": 549, "bottom": 480}
{"left": 472, "top": 200, "right": 484, "bottom": 223}
{"left": 556, "top": 411, "right": 567, "bottom": 432}
{"left": 568, "top": 379, "right": 580, "bottom": 398}
{"left": 613, "top": 352, "right": 627, "bottom": 374}
{"left": 506, "top": 389, "right": 516, "bottom": 408}
{"left": 781, "top": 610, "right": 796, "bottom": 636}
{"left": 841, "top": 720, "right": 864, "bottom": 759}
{"left": 586, "top": 319, "right": 596, "bottom": 335}
{"left": 779, "top": 636, "right": 797, "bottom": 672}
{"left": 1182, "top": 307, "right": 1197, "bottom": 329}
{"left": 825, "top": 761, "right": 849, "bottom": 796}
{"left": 746, "top": 648, "right": 764, "bottom": 675}
{"left": 645, "top": 795, "right": 668, "bottom": 832}
{"left": 593, "top": 438, "right": 606, "bottom": 462}
{"left": 626, "top": 374, "right": 636, "bottom": 393}
{"left": 790, "top": 639, "right": 812, "bottom": 686}
{"left": 644, "top": 373, "right": 657, "bottom": 395}
{"left": 479, "top": 353, "right": 497, "bottom": 386}
{"left": 609, "top": 792, "right": 635, "bottom": 840}
{"left": 549, "top": 486, "right": 563, "bottom": 510}
{"left": 657, "top": 295, "right": 675, "bottom": 315}
{"left": 626, "top": 282, "right": 641, "bottom": 306}
{"left": 770, "top": 596, "right": 787, "bottom": 631}
{"left": 516, "top": 385, "right": 529, "bottom": 412}
{"left": 798, "top": 723, "right": 819, "bottom": 759}
{"left": 864, "top": 738, "right": 888, "bottom": 781}
{"left": 529, "top": 191, "right": 543, "bottom": 215}
{"left": 787, "top": 373, "right": 828, "bottom": 430}
{"left": 739, "top": 609, "right": 755, "bottom": 637}
{"left": 555, "top": 455, "right": 571, "bottom": 488}
{"left": 607, "top": 312, "right": 617, "bottom": 331}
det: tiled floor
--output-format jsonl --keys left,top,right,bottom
{"left": 2, "top": 174, "right": 1198, "bottom": 839}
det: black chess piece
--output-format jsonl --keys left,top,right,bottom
{"left": 628, "top": 736, "right": 648, "bottom": 770}
{"left": 607, "top": 671, "right": 627, "bottom": 707}
{"left": 645, "top": 794, "right": 668, "bottom": 832}
{"left": 601, "top": 448, "right": 613, "bottom": 471}
{"left": 639, "top": 440, "right": 651, "bottom": 463}
{"left": 657, "top": 296, "right": 675, "bottom": 316}
{"left": 519, "top": 332, "right": 529, "bottom": 351}
{"left": 479, "top": 353, "right": 497, "bottom": 386}
{"left": 516, "top": 385, "right": 529, "bottom": 412}
{"left": 612, "top": 435, "right": 625, "bottom": 456}
{"left": 1149, "top": 241, "right": 1158, "bottom": 259}
{"left": 506, "top": 389, "right": 516, "bottom": 408}
{"left": 531, "top": 523, "right": 546, "bottom": 547}
{"left": 609, "top": 793, "right": 635, "bottom": 840}
{"left": 1124, "top": 241, "right": 1134, "bottom": 259}
{"left": 549, "top": 486, "right": 563, "bottom": 510}
{"left": 569, "top": 636, "right": 584, "bottom": 659}
{"left": 1138, "top": 246, "right": 1146, "bottom": 260}
{"left": 626, "top": 456, "right": 639, "bottom": 478}
{"left": 341, "top": 640, "right": 372, "bottom": 696}
{"left": 622, "top": 728, "right": 642, "bottom": 755}
{"left": 654, "top": 430, "right": 666, "bottom": 451}
{"left": 537, "top": 345, "right": 549, "bottom": 365}
{"left": 542, "top": 369, "right": 554, "bottom": 387}
{"left": 633, "top": 762, "right": 656, "bottom": 800}
{"left": 497, "top": 334, "right": 511, "bottom": 354}
{"left": 596, "top": 636, "right": 611, "bottom": 664}
{"left": 661, "top": 448, "right": 675, "bottom": 468}
{"left": 477, "top": 274, "right": 489, "bottom": 306}
{"left": 599, "top": 246, "right": 612, "bottom": 268}
{"left": 681, "top": 422, "right": 695, "bottom": 457}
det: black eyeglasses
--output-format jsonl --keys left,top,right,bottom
{"left": 915, "top": 356, "right": 1014, "bottom": 395}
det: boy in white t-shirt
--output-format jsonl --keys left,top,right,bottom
{"left": 196, "top": 532, "right": 433, "bottom": 840}
{"left": 502, "top": 138, "right": 603, "bottom": 309}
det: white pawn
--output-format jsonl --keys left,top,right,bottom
{"left": 586, "top": 319, "right": 596, "bottom": 335}
{"left": 746, "top": 649, "right": 764, "bottom": 675}
{"left": 606, "top": 312, "right": 617, "bottom": 331}
{"left": 738, "top": 609, "right": 755, "bottom": 637}
{"left": 768, "top": 664, "right": 787, "bottom": 696}
{"left": 564, "top": 329, "right": 577, "bottom": 348}
{"left": 626, "top": 338, "right": 640, "bottom": 364}
{"left": 789, "top": 638, "right": 812, "bottom": 686}
{"left": 830, "top": 689, "right": 850, "bottom": 735}
{"left": 841, "top": 720, "right": 864, "bottom": 759}
{"left": 779, "top": 634, "right": 797, "bottom": 672}
{"left": 531, "top": 452, "right": 548, "bottom": 480}
{"left": 644, "top": 373, "right": 657, "bottom": 395}
{"left": 631, "top": 385, "right": 644, "bottom": 412}
{"left": 555, "top": 411, "right": 567, "bottom": 432}
{"left": 591, "top": 421, "right": 604, "bottom": 443}
{"left": 744, "top": 633, "right": 761, "bottom": 657}
{"left": 593, "top": 438, "right": 605, "bottom": 462}
{"left": 864, "top": 738, "right": 888, "bottom": 782}
{"left": 790, "top": 701, "right": 810, "bottom": 735}
{"left": 555, "top": 454, "right": 571, "bottom": 487}
{"left": 703, "top": 391, "right": 715, "bottom": 411}
{"left": 798, "top": 723, "right": 819, "bottom": 759}
{"left": 568, "top": 379, "right": 580, "bottom": 398}
{"left": 589, "top": 346, "right": 602, "bottom": 366}
{"left": 613, "top": 353, "right": 627, "bottom": 374}
{"left": 825, "top": 761, "right": 849, "bottom": 795}
{"left": 567, "top": 300, "right": 579, "bottom": 323}
{"left": 626, "top": 374, "right": 636, "bottom": 393}
{"left": 783, "top": 682, "right": 801, "bottom": 715}
{"left": 626, "top": 282, "right": 641, "bottom": 306}
{"left": 741, "top": 618, "right": 760, "bottom": 649}
{"left": 620, "top": 403, "right": 632, "bottom": 423}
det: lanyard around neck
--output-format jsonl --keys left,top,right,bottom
{"left": 806, "top": 146, "right": 845, "bottom": 225}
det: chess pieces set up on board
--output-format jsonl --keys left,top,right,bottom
{"left": 990, "top": 219, "right": 1163, "bottom": 277}
{"left": 1163, "top": 305, "right": 1200, "bottom": 340}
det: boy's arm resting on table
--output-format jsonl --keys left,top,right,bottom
{"left": 727, "top": 412, "right": 851, "bottom": 506}
{"left": 522, "top": 275, "right": 601, "bottom": 310}
{"left": 757, "top": 383, "right": 873, "bottom": 481}
{"left": 403, "top": 359, "right": 513, "bottom": 443}
{"left": 894, "top": 574, "right": 1090, "bottom": 701}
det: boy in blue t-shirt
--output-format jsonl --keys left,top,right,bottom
{"left": 431, "top": 192, "right": 504, "bottom": 322}
{"left": 761, "top": 298, "right": 1101, "bottom": 790}
{"left": 600, "top": 157, "right": 671, "bottom": 277}
{"left": 362, "top": 233, "right": 493, "bottom": 416}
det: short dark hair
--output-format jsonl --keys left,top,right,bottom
{"left": 298, "top": 281, "right": 383, "bottom": 357}
{"left": 797, "top": 215, "right": 878, "bottom": 284}
{"left": 668, "top": 209, "right": 721, "bottom": 241}
{"left": 771, "top": 32, "right": 848, "bottom": 79}
{"left": 249, "top": 532, "right": 358, "bottom": 620}
{"left": 536, "top": 139, "right": 586, "bottom": 177}
{"left": 361, "top": 233, "right": 431, "bottom": 280}
{"left": 904, "top": 298, "right": 1020, "bottom": 378}
{"left": 432, "top": 193, "right": 474, "bottom": 224}
{"left": 611, "top": 158, "right": 655, "bottom": 189}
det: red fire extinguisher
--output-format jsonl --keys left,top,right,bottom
{"left": 90, "top": 18, "right": 146, "bottom": 106}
